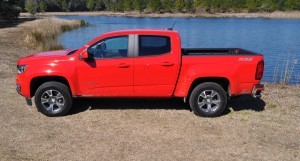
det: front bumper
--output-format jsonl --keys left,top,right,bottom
{"left": 16, "top": 84, "right": 32, "bottom": 106}
{"left": 252, "top": 84, "right": 264, "bottom": 98}
{"left": 16, "top": 73, "right": 31, "bottom": 97}
{"left": 16, "top": 74, "right": 32, "bottom": 106}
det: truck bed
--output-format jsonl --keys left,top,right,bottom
{"left": 182, "top": 48, "right": 259, "bottom": 56}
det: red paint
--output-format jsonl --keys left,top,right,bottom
{"left": 16, "top": 29, "right": 264, "bottom": 99}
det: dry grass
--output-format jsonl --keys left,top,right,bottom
{"left": 0, "top": 18, "right": 299, "bottom": 161}
{"left": 23, "top": 18, "right": 86, "bottom": 51}
{"left": 21, "top": 11, "right": 300, "bottom": 19}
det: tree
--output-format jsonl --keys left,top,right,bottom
{"left": 15, "top": 0, "right": 300, "bottom": 14}
{"left": 0, "top": 0, "right": 21, "bottom": 20}
{"left": 39, "top": 1, "right": 47, "bottom": 12}
{"left": 277, "top": 0, "right": 285, "bottom": 11}
{"left": 25, "top": 0, "right": 39, "bottom": 16}
{"left": 162, "top": 0, "right": 174, "bottom": 12}
{"left": 104, "top": 0, "right": 118, "bottom": 12}
{"left": 86, "top": 0, "right": 95, "bottom": 11}
{"left": 61, "top": 0, "right": 69, "bottom": 11}
{"left": 69, "top": 0, "right": 87, "bottom": 11}
{"left": 194, "top": 0, "right": 212, "bottom": 12}
{"left": 284, "top": 0, "right": 300, "bottom": 11}
{"left": 123, "top": 0, "right": 132, "bottom": 11}
{"left": 133, "top": 0, "right": 145, "bottom": 13}
{"left": 184, "top": 0, "right": 194, "bottom": 12}
{"left": 246, "top": 0, "right": 257, "bottom": 12}
{"left": 231, "top": 0, "right": 246, "bottom": 12}
{"left": 95, "top": 0, "right": 105, "bottom": 11}
{"left": 175, "top": 0, "right": 184, "bottom": 12}
{"left": 116, "top": 0, "right": 125, "bottom": 11}
{"left": 147, "top": 0, "right": 161, "bottom": 12}
{"left": 260, "top": 0, "right": 276, "bottom": 12}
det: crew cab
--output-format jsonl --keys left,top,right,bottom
{"left": 16, "top": 29, "right": 264, "bottom": 117}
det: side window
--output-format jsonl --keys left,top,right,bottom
{"left": 138, "top": 36, "right": 171, "bottom": 56}
{"left": 88, "top": 36, "right": 128, "bottom": 58}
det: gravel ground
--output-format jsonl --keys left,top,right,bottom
{"left": 0, "top": 18, "right": 299, "bottom": 161}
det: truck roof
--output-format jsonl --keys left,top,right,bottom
{"left": 102, "top": 29, "right": 179, "bottom": 36}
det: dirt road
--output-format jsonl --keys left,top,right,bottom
{"left": 0, "top": 18, "right": 299, "bottom": 161}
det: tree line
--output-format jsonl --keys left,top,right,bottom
{"left": 2, "top": 0, "right": 300, "bottom": 20}
{"left": 24, "top": 0, "right": 300, "bottom": 14}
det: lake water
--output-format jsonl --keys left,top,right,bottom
{"left": 57, "top": 16, "right": 300, "bottom": 84}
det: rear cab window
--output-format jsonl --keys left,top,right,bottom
{"left": 138, "top": 36, "right": 171, "bottom": 56}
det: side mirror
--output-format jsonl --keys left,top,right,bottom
{"left": 80, "top": 49, "right": 91, "bottom": 60}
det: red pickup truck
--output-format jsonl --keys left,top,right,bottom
{"left": 16, "top": 29, "right": 264, "bottom": 117}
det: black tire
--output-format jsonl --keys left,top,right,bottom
{"left": 189, "top": 82, "right": 227, "bottom": 117}
{"left": 34, "top": 81, "right": 72, "bottom": 117}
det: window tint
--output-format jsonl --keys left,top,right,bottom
{"left": 139, "top": 36, "right": 171, "bottom": 56}
{"left": 88, "top": 36, "right": 128, "bottom": 58}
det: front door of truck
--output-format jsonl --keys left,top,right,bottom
{"left": 133, "top": 35, "right": 180, "bottom": 96}
{"left": 77, "top": 35, "right": 134, "bottom": 96}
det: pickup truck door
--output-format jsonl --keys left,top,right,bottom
{"left": 77, "top": 35, "right": 134, "bottom": 96}
{"left": 133, "top": 35, "right": 180, "bottom": 96}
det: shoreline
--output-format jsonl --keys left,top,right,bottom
{"left": 21, "top": 11, "right": 300, "bottom": 19}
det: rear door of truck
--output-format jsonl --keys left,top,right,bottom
{"left": 133, "top": 34, "right": 181, "bottom": 96}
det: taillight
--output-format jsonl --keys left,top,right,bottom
{"left": 256, "top": 60, "right": 264, "bottom": 80}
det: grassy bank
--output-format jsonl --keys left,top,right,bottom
{"left": 0, "top": 17, "right": 299, "bottom": 160}
{"left": 23, "top": 18, "right": 86, "bottom": 51}
{"left": 21, "top": 11, "right": 300, "bottom": 19}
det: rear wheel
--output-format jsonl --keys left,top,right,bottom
{"left": 34, "top": 81, "right": 72, "bottom": 117}
{"left": 189, "top": 82, "right": 227, "bottom": 117}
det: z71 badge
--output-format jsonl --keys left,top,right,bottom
{"left": 239, "top": 57, "right": 253, "bottom": 61}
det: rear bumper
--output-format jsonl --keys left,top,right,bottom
{"left": 252, "top": 84, "right": 264, "bottom": 98}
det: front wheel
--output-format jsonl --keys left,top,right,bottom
{"left": 189, "top": 82, "right": 227, "bottom": 117}
{"left": 34, "top": 81, "right": 73, "bottom": 117}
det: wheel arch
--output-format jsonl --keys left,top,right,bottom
{"left": 30, "top": 76, "right": 72, "bottom": 97}
{"left": 187, "top": 77, "right": 230, "bottom": 98}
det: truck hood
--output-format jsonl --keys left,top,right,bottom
{"left": 25, "top": 49, "right": 75, "bottom": 58}
{"left": 17, "top": 49, "right": 78, "bottom": 65}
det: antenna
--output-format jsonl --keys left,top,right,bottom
{"left": 167, "top": 21, "right": 176, "bottom": 30}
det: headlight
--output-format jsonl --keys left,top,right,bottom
{"left": 17, "top": 65, "right": 28, "bottom": 74}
